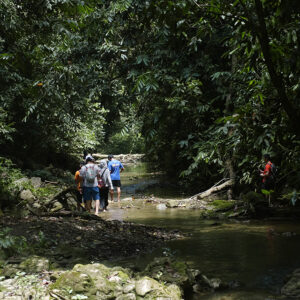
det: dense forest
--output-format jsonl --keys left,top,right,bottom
{"left": 1, "top": 0, "right": 300, "bottom": 199}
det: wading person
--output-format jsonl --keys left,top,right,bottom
{"left": 80, "top": 156, "right": 101, "bottom": 214}
{"left": 107, "top": 155, "right": 124, "bottom": 202}
{"left": 98, "top": 159, "right": 113, "bottom": 211}
{"left": 260, "top": 154, "right": 275, "bottom": 206}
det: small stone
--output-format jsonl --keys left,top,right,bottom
{"left": 123, "top": 283, "right": 135, "bottom": 293}
{"left": 116, "top": 293, "right": 136, "bottom": 300}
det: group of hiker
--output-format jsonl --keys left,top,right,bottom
{"left": 75, "top": 154, "right": 124, "bottom": 215}
{"left": 74, "top": 152, "right": 276, "bottom": 214}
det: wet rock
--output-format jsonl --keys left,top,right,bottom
{"left": 19, "top": 255, "right": 49, "bottom": 273}
{"left": 30, "top": 177, "right": 42, "bottom": 188}
{"left": 281, "top": 268, "right": 300, "bottom": 298}
{"left": 202, "top": 275, "right": 223, "bottom": 289}
{"left": 156, "top": 204, "right": 167, "bottom": 210}
{"left": 166, "top": 200, "right": 180, "bottom": 208}
{"left": 19, "top": 189, "right": 35, "bottom": 204}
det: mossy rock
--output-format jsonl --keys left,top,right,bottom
{"left": 19, "top": 255, "right": 49, "bottom": 273}
{"left": 135, "top": 276, "right": 182, "bottom": 299}
{"left": 0, "top": 264, "right": 20, "bottom": 278}
{"left": 141, "top": 257, "right": 191, "bottom": 288}
{"left": 211, "top": 200, "right": 235, "bottom": 212}
{"left": 50, "top": 270, "right": 97, "bottom": 299}
{"left": 73, "top": 264, "right": 124, "bottom": 297}
{"left": 116, "top": 293, "right": 136, "bottom": 300}
{"left": 242, "top": 191, "right": 264, "bottom": 204}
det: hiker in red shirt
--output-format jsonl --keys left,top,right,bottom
{"left": 260, "top": 154, "right": 274, "bottom": 190}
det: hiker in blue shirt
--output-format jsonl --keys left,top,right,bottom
{"left": 107, "top": 155, "right": 124, "bottom": 202}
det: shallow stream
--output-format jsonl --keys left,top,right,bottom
{"left": 106, "top": 163, "right": 300, "bottom": 299}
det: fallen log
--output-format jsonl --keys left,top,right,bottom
{"left": 190, "top": 179, "right": 234, "bottom": 200}
{"left": 45, "top": 186, "right": 77, "bottom": 207}
{"left": 44, "top": 186, "right": 87, "bottom": 212}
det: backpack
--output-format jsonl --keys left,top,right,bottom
{"left": 268, "top": 162, "right": 277, "bottom": 180}
{"left": 98, "top": 168, "right": 107, "bottom": 189}
{"left": 85, "top": 164, "right": 97, "bottom": 184}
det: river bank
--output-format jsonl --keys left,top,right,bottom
{"left": 1, "top": 158, "right": 300, "bottom": 299}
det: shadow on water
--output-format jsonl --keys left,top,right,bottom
{"left": 121, "top": 162, "right": 187, "bottom": 199}
{"left": 107, "top": 162, "right": 300, "bottom": 299}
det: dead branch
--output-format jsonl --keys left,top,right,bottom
{"left": 189, "top": 179, "right": 234, "bottom": 200}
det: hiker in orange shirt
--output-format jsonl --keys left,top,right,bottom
{"left": 75, "top": 161, "right": 85, "bottom": 210}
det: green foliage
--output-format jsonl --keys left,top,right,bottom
{"left": 0, "top": 228, "right": 27, "bottom": 258}
{"left": 0, "top": 157, "right": 24, "bottom": 207}
{"left": 103, "top": 131, "right": 144, "bottom": 155}
{"left": 0, "top": 0, "right": 300, "bottom": 196}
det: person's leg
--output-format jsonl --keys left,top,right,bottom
{"left": 85, "top": 200, "right": 92, "bottom": 211}
{"left": 95, "top": 200, "right": 100, "bottom": 214}
{"left": 104, "top": 188, "right": 109, "bottom": 210}
{"left": 92, "top": 187, "right": 100, "bottom": 215}
{"left": 117, "top": 187, "right": 121, "bottom": 202}
{"left": 110, "top": 189, "right": 114, "bottom": 202}
{"left": 99, "top": 188, "right": 105, "bottom": 210}
{"left": 76, "top": 190, "right": 82, "bottom": 210}
{"left": 83, "top": 187, "right": 92, "bottom": 212}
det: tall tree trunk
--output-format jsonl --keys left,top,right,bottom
{"left": 225, "top": 55, "right": 237, "bottom": 200}
{"left": 254, "top": 0, "right": 300, "bottom": 138}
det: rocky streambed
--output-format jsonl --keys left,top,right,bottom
{"left": 0, "top": 214, "right": 231, "bottom": 300}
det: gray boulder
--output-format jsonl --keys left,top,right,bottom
{"left": 19, "top": 190, "right": 35, "bottom": 204}
{"left": 30, "top": 177, "right": 42, "bottom": 188}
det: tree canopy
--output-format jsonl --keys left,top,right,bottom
{"left": 1, "top": 0, "right": 299, "bottom": 194}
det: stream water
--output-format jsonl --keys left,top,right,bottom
{"left": 105, "top": 163, "right": 300, "bottom": 299}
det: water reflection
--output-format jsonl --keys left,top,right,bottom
{"left": 105, "top": 204, "right": 300, "bottom": 299}
{"left": 106, "top": 163, "right": 300, "bottom": 299}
